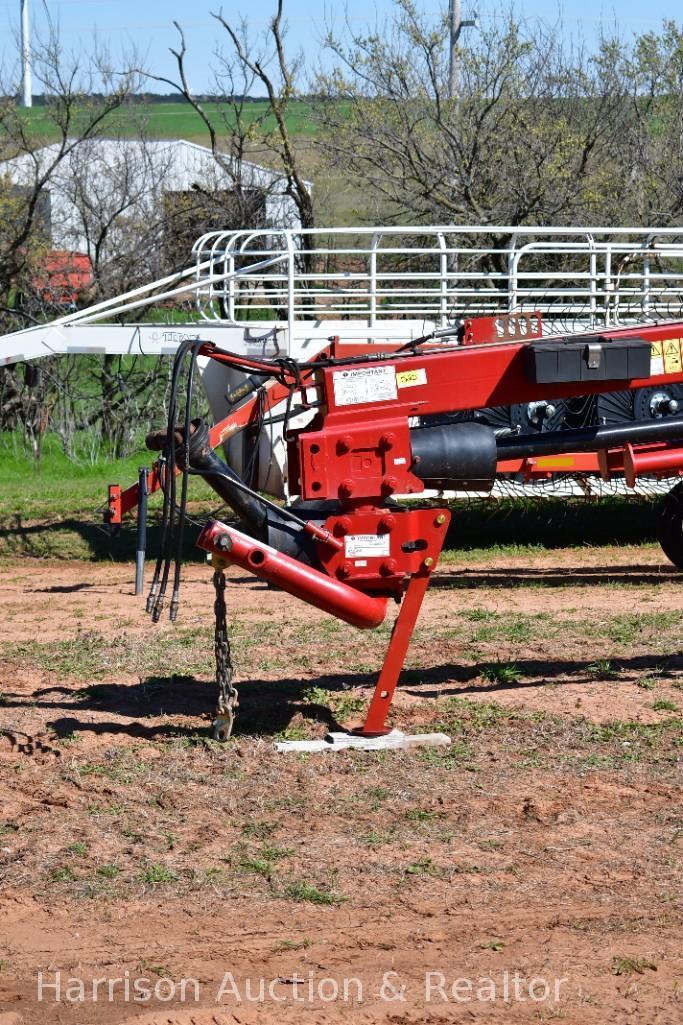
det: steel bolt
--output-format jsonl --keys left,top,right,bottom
{"left": 435, "top": 513, "right": 447, "bottom": 525}
{"left": 423, "top": 556, "right": 434, "bottom": 569}
{"left": 338, "top": 561, "right": 353, "bottom": 579}
{"left": 380, "top": 558, "right": 398, "bottom": 576}
{"left": 337, "top": 434, "right": 354, "bottom": 454}
{"left": 378, "top": 514, "right": 396, "bottom": 533}
{"left": 381, "top": 475, "right": 398, "bottom": 495}
{"left": 379, "top": 432, "right": 396, "bottom": 450}
{"left": 216, "top": 534, "right": 232, "bottom": 552}
{"left": 339, "top": 478, "right": 355, "bottom": 498}
{"left": 336, "top": 516, "right": 353, "bottom": 535}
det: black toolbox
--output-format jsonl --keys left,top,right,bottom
{"left": 526, "top": 336, "right": 651, "bottom": 384}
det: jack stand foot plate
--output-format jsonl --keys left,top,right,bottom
{"left": 274, "top": 728, "right": 451, "bottom": 754}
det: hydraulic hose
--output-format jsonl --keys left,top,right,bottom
{"left": 146, "top": 417, "right": 268, "bottom": 537}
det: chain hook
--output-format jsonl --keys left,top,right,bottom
{"left": 212, "top": 567, "right": 238, "bottom": 741}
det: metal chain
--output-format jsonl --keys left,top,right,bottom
{"left": 212, "top": 568, "right": 238, "bottom": 739}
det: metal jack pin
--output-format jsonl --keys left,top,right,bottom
{"left": 145, "top": 580, "right": 158, "bottom": 614}
{"left": 134, "top": 466, "right": 148, "bottom": 596}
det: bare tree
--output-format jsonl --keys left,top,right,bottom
{"left": 621, "top": 21, "right": 683, "bottom": 224}
{"left": 148, "top": 3, "right": 314, "bottom": 233}
{"left": 212, "top": 2, "right": 314, "bottom": 232}
{"left": 0, "top": 25, "right": 142, "bottom": 311}
{"left": 316, "top": 2, "right": 678, "bottom": 230}
{"left": 0, "top": 21, "right": 176, "bottom": 457}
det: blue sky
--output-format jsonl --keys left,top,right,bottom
{"left": 1, "top": 1, "right": 679, "bottom": 94}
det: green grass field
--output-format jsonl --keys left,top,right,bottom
{"left": 0, "top": 431, "right": 667, "bottom": 561}
{"left": 19, "top": 100, "right": 324, "bottom": 142}
{"left": 0, "top": 433, "right": 150, "bottom": 520}
{"left": 0, "top": 432, "right": 226, "bottom": 560}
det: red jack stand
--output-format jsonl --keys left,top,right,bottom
{"left": 357, "top": 567, "right": 433, "bottom": 736}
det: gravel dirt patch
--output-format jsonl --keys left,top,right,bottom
{"left": 0, "top": 547, "right": 681, "bottom": 1024}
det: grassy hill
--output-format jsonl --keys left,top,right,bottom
{"left": 19, "top": 100, "right": 325, "bottom": 142}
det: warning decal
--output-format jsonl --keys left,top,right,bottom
{"left": 664, "top": 339, "right": 683, "bottom": 375}
{"left": 333, "top": 365, "right": 398, "bottom": 406}
{"left": 651, "top": 341, "right": 664, "bottom": 376}
{"left": 652, "top": 338, "right": 683, "bottom": 376}
{"left": 344, "top": 534, "right": 391, "bottom": 558}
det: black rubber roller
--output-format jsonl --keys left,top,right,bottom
{"left": 410, "top": 421, "right": 497, "bottom": 491}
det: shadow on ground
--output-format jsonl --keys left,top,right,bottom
{"left": 0, "top": 514, "right": 208, "bottom": 562}
{"left": 430, "top": 564, "right": 682, "bottom": 589}
{"left": 3, "top": 651, "right": 681, "bottom": 742}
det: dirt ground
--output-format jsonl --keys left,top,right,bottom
{"left": 0, "top": 545, "right": 682, "bottom": 1024}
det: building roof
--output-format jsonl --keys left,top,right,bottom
{"left": 3, "top": 136, "right": 312, "bottom": 193}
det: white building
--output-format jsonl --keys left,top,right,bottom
{"left": 2, "top": 138, "right": 311, "bottom": 268}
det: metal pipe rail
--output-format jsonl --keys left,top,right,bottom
{"left": 191, "top": 226, "right": 683, "bottom": 338}
{"left": 4, "top": 225, "right": 683, "bottom": 369}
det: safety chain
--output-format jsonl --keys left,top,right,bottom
{"left": 212, "top": 567, "right": 238, "bottom": 740}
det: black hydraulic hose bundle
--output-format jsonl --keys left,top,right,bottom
{"left": 146, "top": 338, "right": 203, "bottom": 622}
{"left": 146, "top": 341, "right": 314, "bottom": 622}
{"left": 155, "top": 418, "right": 269, "bottom": 532}
{"left": 170, "top": 345, "right": 199, "bottom": 621}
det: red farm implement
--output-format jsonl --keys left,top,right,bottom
{"left": 108, "top": 314, "right": 683, "bottom": 744}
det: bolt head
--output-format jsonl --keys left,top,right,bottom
{"left": 380, "top": 558, "right": 398, "bottom": 577}
{"left": 423, "top": 556, "right": 434, "bottom": 569}
{"left": 216, "top": 533, "right": 232, "bottom": 552}
{"left": 335, "top": 516, "right": 353, "bottom": 535}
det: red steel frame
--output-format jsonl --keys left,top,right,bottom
{"left": 196, "top": 511, "right": 450, "bottom": 737}
{"left": 109, "top": 318, "right": 683, "bottom": 736}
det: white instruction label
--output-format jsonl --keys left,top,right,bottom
{"left": 344, "top": 534, "right": 391, "bottom": 558}
{"left": 333, "top": 365, "right": 398, "bottom": 406}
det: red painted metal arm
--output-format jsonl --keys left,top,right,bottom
{"left": 498, "top": 446, "right": 683, "bottom": 483}
{"left": 197, "top": 519, "right": 388, "bottom": 630}
{"left": 324, "top": 323, "right": 683, "bottom": 422}
{"left": 107, "top": 375, "right": 300, "bottom": 527}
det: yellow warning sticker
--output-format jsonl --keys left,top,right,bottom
{"left": 396, "top": 367, "right": 427, "bottom": 389}
{"left": 663, "top": 338, "right": 683, "bottom": 375}
{"left": 535, "top": 456, "right": 575, "bottom": 469}
{"left": 650, "top": 341, "right": 664, "bottom": 376}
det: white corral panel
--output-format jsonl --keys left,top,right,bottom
{"left": 4, "top": 224, "right": 683, "bottom": 500}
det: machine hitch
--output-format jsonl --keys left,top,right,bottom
{"left": 197, "top": 516, "right": 449, "bottom": 739}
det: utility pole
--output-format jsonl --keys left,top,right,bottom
{"left": 448, "top": 0, "right": 477, "bottom": 101}
{"left": 20, "top": 0, "right": 32, "bottom": 108}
